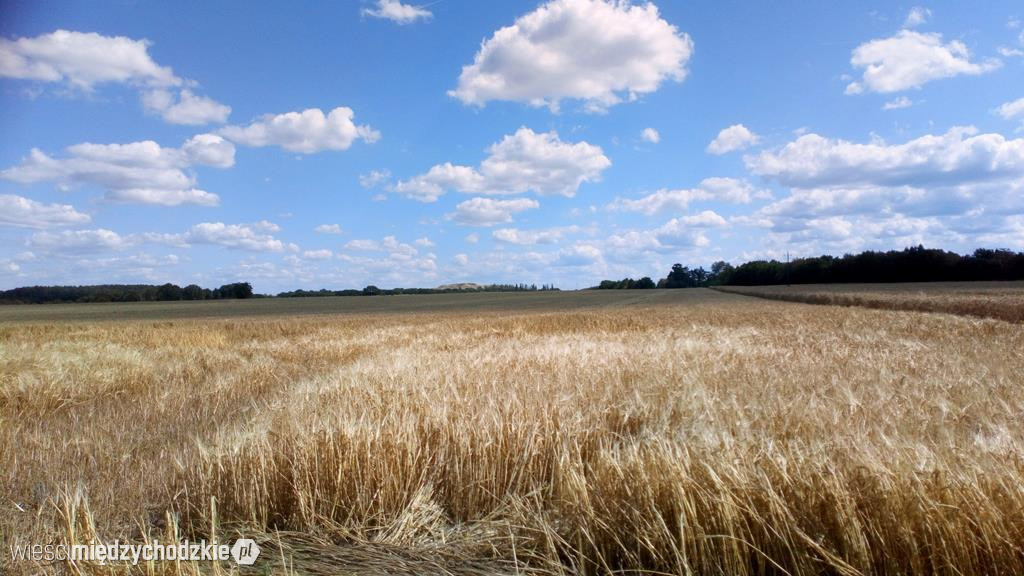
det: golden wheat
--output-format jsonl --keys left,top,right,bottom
{"left": 715, "top": 281, "right": 1024, "bottom": 323}
{"left": 2, "top": 289, "right": 1023, "bottom": 575}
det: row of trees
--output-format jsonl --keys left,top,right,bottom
{"left": 724, "top": 247, "right": 1024, "bottom": 285}
{"left": 0, "top": 282, "right": 254, "bottom": 304}
{"left": 595, "top": 247, "right": 1024, "bottom": 289}
{"left": 597, "top": 262, "right": 734, "bottom": 290}
{"left": 1, "top": 281, "right": 561, "bottom": 304}
{"left": 7, "top": 247, "right": 1022, "bottom": 303}
{"left": 277, "top": 283, "right": 559, "bottom": 297}
{"left": 597, "top": 277, "right": 656, "bottom": 290}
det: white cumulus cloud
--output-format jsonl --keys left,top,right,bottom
{"left": 302, "top": 249, "right": 333, "bottom": 260}
{"left": 0, "top": 194, "right": 91, "bottom": 229}
{"left": 0, "top": 29, "right": 179, "bottom": 89}
{"left": 450, "top": 197, "right": 540, "bottom": 226}
{"left": 220, "top": 107, "right": 379, "bottom": 154}
{"left": 641, "top": 127, "right": 660, "bottom": 144}
{"left": 609, "top": 177, "right": 767, "bottom": 215}
{"left": 605, "top": 220, "right": 711, "bottom": 255}
{"left": 744, "top": 127, "right": 1024, "bottom": 253}
{"left": 677, "top": 210, "right": 728, "bottom": 228}
{"left": 359, "top": 169, "right": 391, "bottom": 189}
{"left": 184, "top": 222, "right": 285, "bottom": 251}
{"left": 181, "top": 134, "right": 236, "bottom": 168}
{"left": 2, "top": 136, "right": 233, "bottom": 206}
{"left": 0, "top": 30, "right": 229, "bottom": 125}
{"left": 25, "top": 220, "right": 291, "bottom": 258}
{"left": 707, "top": 124, "right": 759, "bottom": 155}
{"left": 28, "top": 228, "right": 130, "bottom": 253}
{"left": 395, "top": 163, "right": 484, "bottom": 202}
{"left": 554, "top": 243, "right": 604, "bottom": 266}
{"left": 142, "top": 89, "right": 231, "bottom": 125}
{"left": 492, "top": 225, "right": 582, "bottom": 245}
{"left": 845, "top": 30, "right": 1000, "bottom": 94}
{"left": 395, "top": 127, "right": 610, "bottom": 202}
{"left": 746, "top": 126, "right": 1024, "bottom": 189}
{"left": 449, "top": 0, "right": 693, "bottom": 112}
{"left": 338, "top": 235, "right": 437, "bottom": 281}
{"left": 106, "top": 189, "right": 221, "bottom": 206}
{"left": 996, "top": 97, "right": 1024, "bottom": 129}
{"left": 362, "top": 0, "right": 433, "bottom": 24}
{"left": 882, "top": 96, "right": 914, "bottom": 110}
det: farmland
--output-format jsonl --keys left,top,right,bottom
{"left": 2, "top": 287, "right": 1023, "bottom": 575}
{"left": 714, "top": 281, "right": 1024, "bottom": 323}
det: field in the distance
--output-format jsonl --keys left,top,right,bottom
{"left": 2, "top": 287, "right": 1023, "bottom": 575}
{"left": 0, "top": 289, "right": 677, "bottom": 324}
{"left": 715, "top": 280, "right": 1024, "bottom": 323}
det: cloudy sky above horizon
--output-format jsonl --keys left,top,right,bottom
{"left": 1, "top": 0, "right": 1022, "bottom": 291}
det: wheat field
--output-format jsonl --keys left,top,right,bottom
{"left": 715, "top": 281, "right": 1024, "bottom": 323}
{"left": 2, "top": 288, "right": 1023, "bottom": 575}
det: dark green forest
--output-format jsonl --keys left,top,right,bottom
{"left": 595, "top": 246, "right": 1024, "bottom": 289}
{"left": 0, "top": 282, "right": 255, "bottom": 304}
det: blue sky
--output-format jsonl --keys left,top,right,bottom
{"left": 1, "top": 0, "right": 1022, "bottom": 292}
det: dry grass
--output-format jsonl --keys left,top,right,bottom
{"left": 714, "top": 281, "right": 1024, "bottom": 323}
{"left": 2, "top": 289, "right": 1023, "bottom": 574}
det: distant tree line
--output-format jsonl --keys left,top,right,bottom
{"left": 596, "top": 262, "right": 734, "bottom": 289}
{"left": 0, "top": 282, "right": 254, "bottom": 304}
{"left": 597, "top": 277, "right": 656, "bottom": 290}
{"left": 8, "top": 246, "right": 1021, "bottom": 304}
{"left": 0, "top": 281, "right": 561, "bottom": 305}
{"left": 595, "top": 246, "right": 1024, "bottom": 289}
{"left": 723, "top": 246, "right": 1024, "bottom": 285}
{"left": 277, "top": 283, "right": 559, "bottom": 297}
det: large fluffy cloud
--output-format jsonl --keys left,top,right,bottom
{"left": 746, "top": 126, "right": 1024, "bottom": 189}
{"left": 395, "top": 163, "right": 484, "bottom": 202}
{"left": 707, "top": 124, "right": 760, "bottom": 155}
{"left": 142, "top": 89, "right": 232, "bottom": 125}
{"left": 609, "top": 177, "right": 767, "bottom": 215}
{"left": 219, "top": 107, "right": 379, "bottom": 154}
{"left": 28, "top": 228, "right": 131, "bottom": 253}
{"left": 184, "top": 222, "right": 286, "bottom": 252}
{"left": 361, "top": 0, "right": 432, "bottom": 24}
{"left": 449, "top": 0, "right": 692, "bottom": 112}
{"left": 2, "top": 134, "right": 234, "bottom": 206}
{"left": 605, "top": 220, "right": 713, "bottom": 255}
{"left": 0, "top": 194, "right": 91, "bottom": 229}
{"left": 845, "top": 30, "right": 1000, "bottom": 94}
{"left": 450, "top": 197, "right": 540, "bottom": 226}
{"left": 0, "top": 30, "right": 230, "bottom": 124}
{"left": 180, "top": 134, "right": 236, "bottom": 168}
{"left": 395, "top": 127, "right": 610, "bottom": 202}
{"left": 744, "top": 127, "right": 1024, "bottom": 253}
{"left": 0, "top": 29, "right": 178, "bottom": 88}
